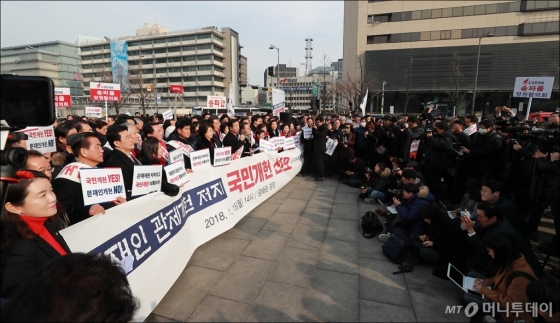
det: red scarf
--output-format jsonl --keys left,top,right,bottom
{"left": 20, "top": 215, "right": 68, "bottom": 256}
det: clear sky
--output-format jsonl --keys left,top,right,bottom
{"left": 1, "top": 1, "right": 343, "bottom": 86}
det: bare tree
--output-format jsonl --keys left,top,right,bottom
{"left": 403, "top": 49, "right": 416, "bottom": 114}
{"left": 88, "top": 65, "right": 130, "bottom": 115}
{"left": 318, "top": 53, "right": 337, "bottom": 114}
{"left": 442, "top": 51, "right": 471, "bottom": 116}
{"left": 128, "top": 61, "right": 156, "bottom": 115}
{"left": 337, "top": 55, "right": 379, "bottom": 115}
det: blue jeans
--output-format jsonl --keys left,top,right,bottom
{"left": 367, "top": 190, "right": 385, "bottom": 202}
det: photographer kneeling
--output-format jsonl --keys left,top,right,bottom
{"left": 378, "top": 184, "right": 435, "bottom": 242}
{"left": 361, "top": 162, "right": 392, "bottom": 203}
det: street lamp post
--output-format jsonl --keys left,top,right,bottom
{"left": 381, "top": 81, "right": 387, "bottom": 114}
{"left": 269, "top": 45, "right": 280, "bottom": 90}
{"left": 471, "top": 32, "right": 493, "bottom": 115}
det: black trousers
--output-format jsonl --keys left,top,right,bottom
{"left": 314, "top": 153, "right": 325, "bottom": 178}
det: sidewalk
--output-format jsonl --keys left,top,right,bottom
{"left": 145, "top": 176, "right": 470, "bottom": 322}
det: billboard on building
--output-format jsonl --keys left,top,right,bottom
{"left": 110, "top": 41, "right": 129, "bottom": 93}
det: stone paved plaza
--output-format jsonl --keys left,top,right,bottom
{"left": 144, "top": 175, "right": 474, "bottom": 322}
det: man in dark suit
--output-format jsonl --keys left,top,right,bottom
{"left": 222, "top": 119, "right": 244, "bottom": 155}
{"left": 312, "top": 116, "right": 328, "bottom": 181}
{"left": 104, "top": 123, "right": 142, "bottom": 200}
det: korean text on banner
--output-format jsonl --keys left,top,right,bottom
{"left": 85, "top": 106, "right": 102, "bottom": 118}
{"left": 59, "top": 148, "right": 303, "bottom": 322}
{"left": 283, "top": 137, "right": 296, "bottom": 150}
{"left": 270, "top": 137, "right": 285, "bottom": 150}
{"left": 232, "top": 146, "right": 243, "bottom": 160}
{"left": 163, "top": 162, "right": 189, "bottom": 187}
{"left": 132, "top": 165, "right": 163, "bottom": 197}
{"left": 80, "top": 168, "right": 126, "bottom": 205}
{"left": 513, "top": 77, "right": 555, "bottom": 99}
{"left": 190, "top": 149, "right": 212, "bottom": 171}
{"left": 272, "top": 88, "right": 285, "bottom": 117}
{"left": 54, "top": 87, "right": 72, "bottom": 108}
{"left": 293, "top": 131, "right": 301, "bottom": 145}
{"left": 167, "top": 140, "right": 193, "bottom": 157}
{"left": 19, "top": 126, "right": 56, "bottom": 154}
{"left": 213, "top": 147, "right": 231, "bottom": 166}
{"left": 169, "top": 84, "right": 183, "bottom": 94}
{"left": 303, "top": 127, "right": 312, "bottom": 139}
{"left": 207, "top": 96, "right": 226, "bottom": 109}
{"left": 169, "top": 149, "right": 184, "bottom": 165}
{"left": 259, "top": 139, "right": 275, "bottom": 152}
{"left": 89, "top": 82, "right": 121, "bottom": 101}
{"left": 325, "top": 138, "right": 338, "bottom": 156}
{"left": 162, "top": 109, "right": 174, "bottom": 121}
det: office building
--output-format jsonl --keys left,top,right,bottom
{"left": 343, "top": 0, "right": 559, "bottom": 115}
{"left": 240, "top": 55, "right": 247, "bottom": 85}
{"left": 1, "top": 40, "right": 84, "bottom": 98}
{"left": 262, "top": 64, "right": 298, "bottom": 87}
{"left": 78, "top": 23, "right": 241, "bottom": 110}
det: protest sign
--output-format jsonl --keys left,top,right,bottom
{"left": 167, "top": 140, "right": 193, "bottom": 157}
{"left": 303, "top": 127, "right": 312, "bottom": 139}
{"left": 190, "top": 149, "right": 212, "bottom": 171}
{"left": 54, "top": 87, "right": 72, "bottom": 108}
{"left": 85, "top": 106, "right": 102, "bottom": 118}
{"left": 19, "top": 126, "right": 56, "bottom": 154}
{"left": 232, "top": 146, "right": 243, "bottom": 160}
{"left": 60, "top": 148, "right": 303, "bottom": 321}
{"left": 513, "top": 77, "right": 554, "bottom": 99}
{"left": 169, "top": 149, "right": 184, "bottom": 165}
{"left": 162, "top": 109, "right": 174, "bottom": 121}
{"left": 163, "top": 162, "right": 189, "bottom": 187}
{"left": 259, "top": 139, "right": 275, "bottom": 152}
{"left": 131, "top": 165, "right": 163, "bottom": 197}
{"left": 213, "top": 147, "right": 232, "bottom": 166}
{"left": 80, "top": 168, "right": 126, "bottom": 205}
{"left": 325, "top": 138, "right": 338, "bottom": 156}
{"left": 89, "top": 82, "right": 121, "bottom": 101}
{"left": 293, "top": 131, "right": 301, "bottom": 145}
{"left": 270, "top": 136, "right": 285, "bottom": 150}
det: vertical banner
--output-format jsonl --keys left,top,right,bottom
{"left": 54, "top": 87, "right": 72, "bottom": 108}
{"left": 110, "top": 41, "right": 129, "bottom": 93}
{"left": 359, "top": 89, "right": 368, "bottom": 117}
{"left": 272, "top": 88, "right": 285, "bottom": 117}
{"left": 226, "top": 83, "right": 236, "bottom": 117}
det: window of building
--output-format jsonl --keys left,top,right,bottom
{"left": 486, "top": 3, "right": 498, "bottom": 14}
{"left": 546, "top": 21, "right": 560, "bottom": 33}
{"left": 198, "top": 55, "right": 211, "bottom": 60}
{"left": 82, "top": 56, "right": 92, "bottom": 60}
{"left": 214, "top": 46, "right": 223, "bottom": 53}
{"left": 92, "top": 45, "right": 102, "bottom": 51}
{"left": 183, "top": 46, "right": 195, "bottom": 51}
{"left": 214, "top": 56, "right": 223, "bottom": 62}
{"left": 169, "top": 77, "right": 182, "bottom": 83}
{"left": 128, "top": 41, "right": 139, "bottom": 47}
{"left": 157, "top": 78, "right": 168, "bottom": 83}
{"left": 463, "top": 6, "right": 475, "bottom": 16}
{"left": 184, "top": 66, "right": 197, "bottom": 72}
{"left": 93, "top": 54, "right": 103, "bottom": 59}
{"left": 154, "top": 48, "right": 167, "bottom": 54}
{"left": 390, "top": 34, "right": 401, "bottom": 42}
{"left": 400, "top": 33, "right": 411, "bottom": 42}
{"left": 391, "top": 12, "right": 402, "bottom": 21}
{"left": 494, "top": 26, "right": 507, "bottom": 36}
{"left": 411, "top": 10, "right": 421, "bottom": 20}
{"left": 141, "top": 49, "right": 152, "bottom": 55}
{"left": 169, "top": 67, "right": 181, "bottom": 73}
{"left": 532, "top": 22, "right": 547, "bottom": 33}
{"left": 198, "top": 65, "right": 212, "bottom": 71}
{"left": 183, "top": 56, "right": 196, "bottom": 61}
{"left": 84, "top": 73, "right": 93, "bottom": 78}
{"left": 197, "top": 34, "right": 211, "bottom": 39}
{"left": 185, "top": 76, "right": 196, "bottom": 81}
{"left": 156, "top": 68, "right": 167, "bottom": 73}
{"left": 431, "top": 8, "right": 442, "bottom": 18}
{"left": 402, "top": 11, "right": 412, "bottom": 20}
{"left": 214, "top": 66, "right": 224, "bottom": 72}
{"left": 452, "top": 7, "right": 464, "bottom": 16}
{"left": 510, "top": 1, "right": 522, "bottom": 11}
{"left": 93, "top": 64, "right": 103, "bottom": 69}
{"left": 421, "top": 9, "right": 432, "bottom": 19}
{"left": 373, "top": 35, "right": 388, "bottom": 43}
{"left": 197, "top": 44, "right": 211, "bottom": 50}
{"left": 82, "top": 64, "right": 92, "bottom": 69}
{"left": 182, "top": 35, "right": 196, "bottom": 41}
{"left": 420, "top": 31, "right": 431, "bottom": 41}
{"left": 140, "top": 40, "right": 152, "bottom": 46}
{"left": 484, "top": 27, "right": 495, "bottom": 35}
{"left": 155, "top": 58, "right": 167, "bottom": 64}
{"left": 462, "top": 29, "right": 473, "bottom": 38}
{"left": 451, "top": 29, "right": 461, "bottom": 39}
{"left": 103, "top": 45, "right": 110, "bottom": 49}
{"left": 82, "top": 47, "right": 91, "bottom": 52}
{"left": 168, "top": 57, "right": 181, "bottom": 63}
{"left": 168, "top": 47, "right": 181, "bottom": 53}
{"left": 506, "top": 25, "right": 518, "bottom": 35}
{"left": 154, "top": 38, "right": 166, "bottom": 44}
{"left": 167, "top": 37, "right": 180, "bottom": 43}
{"left": 213, "top": 34, "right": 223, "bottom": 42}
{"left": 442, "top": 8, "right": 452, "bottom": 17}
{"left": 474, "top": 4, "right": 486, "bottom": 15}
{"left": 104, "top": 63, "right": 111, "bottom": 68}
{"left": 103, "top": 54, "right": 110, "bottom": 58}
{"left": 410, "top": 32, "right": 421, "bottom": 41}
{"left": 128, "top": 51, "right": 138, "bottom": 56}
{"left": 142, "top": 59, "right": 153, "bottom": 64}
{"left": 440, "top": 30, "right": 452, "bottom": 39}
{"left": 199, "top": 86, "right": 212, "bottom": 91}
{"left": 143, "top": 69, "right": 153, "bottom": 74}
{"left": 549, "top": 1, "right": 560, "bottom": 9}
{"left": 199, "top": 75, "right": 212, "bottom": 81}
{"left": 430, "top": 31, "right": 440, "bottom": 40}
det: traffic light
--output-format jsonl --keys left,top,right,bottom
{"left": 267, "top": 66, "right": 274, "bottom": 76}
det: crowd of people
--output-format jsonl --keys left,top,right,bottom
{"left": 1, "top": 105, "right": 559, "bottom": 322}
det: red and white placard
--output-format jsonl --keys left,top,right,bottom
{"left": 169, "top": 84, "right": 183, "bottom": 94}
{"left": 207, "top": 96, "right": 226, "bottom": 109}
{"left": 90, "top": 82, "right": 121, "bottom": 101}
{"left": 54, "top": 87, "right": 72, "bottom": 108}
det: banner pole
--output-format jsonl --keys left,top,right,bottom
{"left": 105, "top": 100, "right": 108, "bottom": 119}
{"left": 524, "top": 97, "right": 533, "bottom": 121}
{"left": 174, "top": 94, "right": 178, "bottom": 120}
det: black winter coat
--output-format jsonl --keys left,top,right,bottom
{"left": 103, "top": 149, "right": 138, "bottom": 200}
{"left": 425, "top": 131, "right": 456, "bottom": 169}
{"left": 312, "top": 124, "right": 328, "bottom": 154}
{"left": 222, "top": 132, "right": 243, "bottom": 155}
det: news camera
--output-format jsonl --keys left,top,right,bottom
{"left": 1, "top": 74, "right": 56, "bottom": 206}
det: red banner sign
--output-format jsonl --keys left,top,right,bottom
{"left": 89, "top": 82, "right": 121, "bottom": 102}
{"left": 54, "top": 87, "right": 72, "bottom": 108}
{"left": 169, "top": 84, "right": 183, "bottom": 94}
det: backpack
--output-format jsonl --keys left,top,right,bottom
{"left": 381, "top": 228, "right": 411, "bottom": 264}
{"left": 360, "top": 211, "right": 384, "bottom": 238}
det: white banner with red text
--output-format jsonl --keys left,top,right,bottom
{"left": 59, "top": 147, "right": 303, "bottom": 321}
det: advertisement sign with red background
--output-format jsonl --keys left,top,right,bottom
{"left": 54, "top": 87, "right": 72, "bottom": 108}
{"left": 169, "top": 84, "right": 183, "bottom": 94}
{"left": 90, "top": 82, "right": 121, "bottom": 101}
